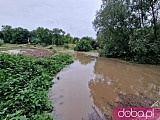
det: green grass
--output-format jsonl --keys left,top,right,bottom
{"left": 0, "top": 44, "right": 35, "bottom": 51}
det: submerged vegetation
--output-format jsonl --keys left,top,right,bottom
{"left": 0, "top": 53, "right": 73, "bottom": 120}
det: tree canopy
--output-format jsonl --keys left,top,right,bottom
{"left": 0, "top": 25, "right": 76, "bottom": 46}
{"left": 93, "top": 0, "right": 160, "bottom": 64}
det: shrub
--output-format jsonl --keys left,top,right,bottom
{"left": 0, "top": 39, "right": 4, "bottom": 46}
{"left": 10, "top": 40, "right": 15, "bottom": 44}
{"left": 74, "top": 39, "right": 92, "bottom": 51}
{"left": 30, "top": 38, "right": 41, "bottom": 45}
{"left": 63, "top": 43, "right": 69, "bottom": 49}
{"left": 129, "top": 28, "right": 160, "bottom": 64}
{"left": 81, "top": 37, "right": 98, "bottom": 50}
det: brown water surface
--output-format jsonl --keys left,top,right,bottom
{"left": 50, "top": 52, "right": 160, "bottom": 120}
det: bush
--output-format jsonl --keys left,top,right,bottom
{"left": 0, "top": 39, "right": 4, "bottom": 46}
{"left": 0, "top": 53, "right": 73, "bottom": 120}
{"left": 128, "top": 28, "right": 160, "bottom": 64}
{"left": 74, "top": 39, "right": 92, "bottom": 51}
{"left": 81, "top": 37, "right": 98, "bottom": 50}
{"left": 30, "top": 38, "right": 41, "bottom": 45}
{"left": 10, "top": 40, "right": 15, "bottom": 44}
{"left": 63, "top": 43, "right": 69, "bottom": 49}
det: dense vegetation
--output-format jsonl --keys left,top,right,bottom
{"left": 0, "top": 39, "right": 4, "bottom": 46}
{"left": 93, "top": 0, "right": 160, "bottom": 64}
{"left": 74, "top": 36, "right": 98, "bottom": 51}
{"left": 0, "top": 53, "right": 73, "bottom": 120}
{"left": 0, "top": 25, "right": 78, "bottom": 46}
{"left": 0, "top": 25, "right": 98, "bottom": 51}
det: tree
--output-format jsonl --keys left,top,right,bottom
{"left": 93, "top": 0, "right": 160, "bottom": 63}
{"left": 1, "top": 25, "right": 13, "bottom": 43}
{"left": 52, "top": 28, "right": 65, "bottom": 45}
{"left": 12, "top": 27, "right": 30, "bottom": 44}
{"left": 73, "top": 37, "right": 80, "bottom": 44}
{"left": 0, "top": 31, "right": 3, "bottom": 39}
{"left": 81, "top": 36, "right": 98, "bottom": 50}
{"left": 93, "top": 0, "right": 131, "bottom": 57}
{"left": 30, "top": 30, "right": 37, "bottom": 40}
{"left": 148, "top": 0, "right": 160, "bottom": 41}
{"left": 1, "top": 25, "right": 30, "bottom": 44}
{"left": 74, "top": 38, "right": 93, "bottom": 51}
{"left": 36, "top": 27, "right": 53, "bottom": 45}
{"left": 64, "top": 33, "right": 73, "bottom": 44}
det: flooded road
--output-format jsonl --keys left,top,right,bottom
{"left": 50, "top": 52, "right": 160, "bottom": 120}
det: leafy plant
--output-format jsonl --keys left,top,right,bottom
{"left": 63, "top": 43, "right": 69, "bottom": 49}
{"left": 74, "top": 39, "right": 93, "bottom": 51}
{"left": 0, "top": 39, "right": 4, "bottom": 46}
{"left": 93, "top": 0, "right": 160, "bottom": 64}
{"left": 30, "top": 38, "right": 41, "bottom": 45}
{"left": 0, "top": 53, "right": 73, "bottom": 120}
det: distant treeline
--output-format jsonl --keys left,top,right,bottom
{"left": 0, "top": 25, "right": 80, "bottom": 45}
{"left": 93, "top": 0, "right": 160, "bottom": 64}
{"left": 0, "top": 25, "right": 99, "bottom": 51}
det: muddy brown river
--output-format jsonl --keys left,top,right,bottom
{"left": 50, "top": 52, "right": 160, "bottom": 120}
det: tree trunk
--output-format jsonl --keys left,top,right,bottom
{"left": 151, "top": 0, "right": 157, "bottom": 41}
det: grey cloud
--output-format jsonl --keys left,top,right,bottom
{"left": 0, "top": 0, "right": 101, "bottom": 38}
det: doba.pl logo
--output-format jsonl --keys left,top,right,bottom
{"left": 113, "top": 107, "right": 160, "bottom": 120}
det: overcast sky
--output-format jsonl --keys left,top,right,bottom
{"left": 0, "top": 0, "right": 101, "bottom": 38}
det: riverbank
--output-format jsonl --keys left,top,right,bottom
{"left": 1, "top": 44, "right": 160, "bottom": 120}
{"left": 50, "top": 52, "right": 160, "bottom": 120}
{"left": 0, "top": 52, "right": 73, "bottom": 119}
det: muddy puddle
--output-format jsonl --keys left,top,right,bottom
{"left": 49, "top": 52, "right": 160, "bottom": 120}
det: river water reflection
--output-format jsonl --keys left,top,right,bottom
{"left": 50, "top": 52, "right": 160, "bottom": 120}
